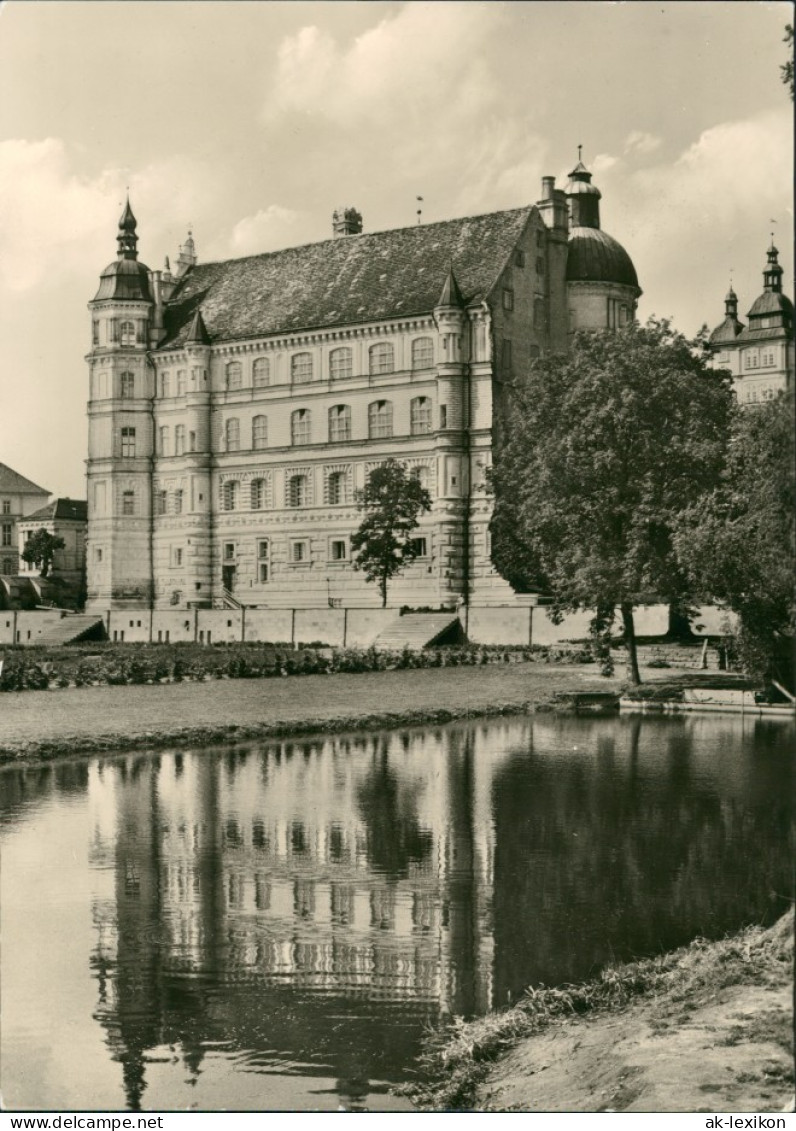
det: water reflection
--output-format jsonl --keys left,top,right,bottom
{"left": 1, "top": 713, "right": 793, "bottom": 1111}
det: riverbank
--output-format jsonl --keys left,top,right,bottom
{"left": 0, "top": 661, "right": 617, "bottom": 763}
{"left": 409, "top": 911, "right": 795, "bottom": 1113}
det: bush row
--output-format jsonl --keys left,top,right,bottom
{"left": 0, "top": 639, "right": 597, "bottom": 692}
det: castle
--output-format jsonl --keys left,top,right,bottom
{"left": 85, "top": 161, "right": 641, "bottom": 612}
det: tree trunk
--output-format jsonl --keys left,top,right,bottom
{"left": 380, "top": 573, "right": 388, "bottom": 607}
{"left": 621, "top": 602, "right": 641, "bottom": 684}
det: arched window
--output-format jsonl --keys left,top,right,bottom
{"left": 326, "top": 471, "right": 348, "bottom": 506}
{"left": 369, "top": 342, "right": 394, "bottom": 375}
{"left": 226, "top": 361, "right": 242, "bottom": 390}
{"left": 225, "top": 418, "right": 240, "bottom": 451}
{"left": 329, "top": 404, "right": 351, "bottom": 442}
{"left": 176, "top": 370, "right": 187, "bottom": 395}
{"left": 160, "top": 372, "right": 171, "bottom": 398}
{"left": 291, "top": 409, "right": 311, "bottom": 445}
{"left": 368, "top": 400, "right": 393, "bottom": 439}
{"left": 252, "top": 415, "right": 268, "bottom": 450}
{"left": 253, "top": 357, "right": 270, "bottom": 388}
{"left": 222, "top": 480, "right": 239, "bottom": 511}
{"left": 120, "top": 320, "right": 135, "bottom": 346}
{"left": 329, "top": 347, "right": 353, "bottom": 380}
{"left": 251, "top": 478, "right": 270, "bottom": 510}
{"left": 175, "top": 424, "right": 186, "bottom": 455}
{"left": 291, "top": 352, "right": 313, "bottom": 384}
{"left": 120, "top": 372, "right": 135, "bottom": 399}
{"left": 287, "top": 474, "right": 307, "bottom": 507}
{"left": 410, "top": 396, "right": 432, "bottom": 435}
{"left": 411, "top": 337, "right": 434, "bottom": 370}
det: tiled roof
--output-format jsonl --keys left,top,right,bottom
{"left": 158, "top": 207, "right": 534, "bottom": 349}
{"left": 709, "top": 315, "right": 744, "bottom": 345}
{"left": 0, "top": 463, "right": 49, "bottom": 495}
{"left": 21, "top": 499, "right": 88, "bottom": 523}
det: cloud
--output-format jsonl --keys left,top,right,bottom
{"left": 229, "top": 205, "right": 308, "bottom": 255}
{"left": 0, "top": 138, "right": 224, "bottom": 291}
{"left": 624, "top": 130, "right": 662, "bottom": 156}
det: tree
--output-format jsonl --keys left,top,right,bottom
{"left": 351, "top": 458, "right": 432, "bottom": 607}
{"left": 782, "top": 24, "right": 794, "bottom": 100}
{"left": 20, "top": 530, "right": 65, "bottom": 578}
{"left": 674, "top": 393, "right": 795, "bottom": 688}
{"left": 490, "top": 319, "right": 734, "bottom": 683}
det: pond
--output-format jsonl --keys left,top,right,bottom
{"left": 1, "top": 712, "right": 793, "bottom": 1112}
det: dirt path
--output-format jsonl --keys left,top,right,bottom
{"left": 0, "top": 662, "right": 613, "bottom": 761}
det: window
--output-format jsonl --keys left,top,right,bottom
{"left": 1, "top": 524, "right": 11, "bottom": 547}
{"left": 156, "top": 490, "right": 167, "bottom": 516}
{"left": 122, "top": 490, "right": 135, "bottom": 516}
{"left": 326, "top": 470, "right": 348, "bottom": 506}
{"left": 222, "top": 480, "right": 239, "bottom": 511}
{"left": 120, "top": 320, "right": 135, "bottom": 346}
{"left": 329, "top": 404, "right": 351, "bottom": 442}
{"left": 95, "top": 547, "right": 103, "bottom": 563}
{"left": 173, "top": 548, "right": 183, "bottom": 567}
{"left": 175, "top": 424, "right": 186, "bottom": 455}
{"left": 291, "top": 409, "right": 311, "bottom": 445}
{"left": 439, "top": 405, "right": 448, "bottom": 430}
{"left": 287, "top": 474, "right": 308, "bottom": 507}
{"left": 411, "top": 337, "right": 434, "bottom": 370}
{"left": 225, "top": 418, "right": 240, "bottom": 451}
{"left": 160, "top": 372, "right": 171, "bottom": 398}
{"left": 252, "top": 415, "right": 268, "bottom": 450}
{"left": 330, "top": 539, "right": 347, "bottom": 561}
{"left": 502, "top": 288, "right": 514, "bottom": 311}
{"left": 410, "top": 396, "right": 432, "bottom": 435}
{"left": 120, "top": 372, "right": 135, "bottom": 399}
{"left": 329, "top": 347, "right": 353, "bottom": 380}
{"left": 290, "top": 539, "right": 309, "bottom": 563}
{"left": 174, "top": 489, "right": 183, "bottom": 514}
{"left": 745, "top": 351, "right": 759, "bottom": 370}
{"left": 411, "top": 464, "right": 430, "bottom": 492}
{"left": 2, "top": 500, "right": 10, "bottom": 515}
{"left": 536, "top": 257, "right": 545, "bottom": 276}
{"left": 189, "top": 430, "right": 197, "bottom": 453}
{"left": 224, "top": 542, "right": 236, "bottom": 561}
{"left": 226, "top": 361, "right": 242, "bottom": 390}
{"left": 121, "top": 427, "right": 136, "bottom": 457}
{"left": 501, "top": 339, "right": 513, "bottom": 371}
{"left": 515, "top": 249, "right": 526, "bottom": 267}
{"left": 257, "top": 539, "right": 270, "bottom": 583}
{"left": 158, "top": 426, "right": 170, "bottom": 456}
{"left": 368, "top": 400, "right": 393, "bottom": 438}
{"left": 253, "top": 357, "right": 270, "bottom": 388}
{"left": 410, "top": 537, "right": 428, "bottom": 557}
{"left": 250, "top": 477, "right": 269, "bottom": 510}
{"left": 177, "top": 370, "right": 187, "bottom": 395}
{"left": 369, "top": 342, "right": 394, "bottom": 375}
{"left": 291, "top": 352, "right": 313, "bottom": 384}
{"left": 92, "top": 319, "right": 100, "bottom": 346}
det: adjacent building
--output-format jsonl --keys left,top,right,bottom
{"left": 85, "top": 161, "right": 641, "bottom": 612}
{"left": 707, "top": 241, "right": 794, "bottom": 404}
{"left": 0, "top": 463, "right": 50, "bottom": 578}
{"left": 18, "top": 498, "right": 88, "bottom": 584}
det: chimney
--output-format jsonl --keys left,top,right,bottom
{"left": 332, "top": 207, "right": 363, "bottom": 237}
{"left": 541, "top": 175, "right": 555, "bottom": 200}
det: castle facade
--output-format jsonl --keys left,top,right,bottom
{"left": 85, "top": 163, "right": 640, "bottom": 612}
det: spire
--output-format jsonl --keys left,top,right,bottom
{"left": 763, "top": 240, "right": 783, "bottom": 294}
{"left": 116, "top": 196, "right": 138, "bottom": 260}
{"left": 185, "top": 308, "right": 210, "bottom": 345}
{"left": 437, "top": 265, "right": 465, "bottom": 309}
{"left": 175, "top": 228, "right": 197, "bottom": 277}
{"left": 724, "top": 283, "right": 738, "bottom": 318}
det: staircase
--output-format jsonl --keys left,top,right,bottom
{"left": 35, "top": 614, "right": 106, "bottom": 646}
{"left": 215, "top": 588, "right": 243, "bottom": 610}
{"left": 374, "top": 612, "right": 464, "bottom": 652}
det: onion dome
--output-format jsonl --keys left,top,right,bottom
{"left": 566, "top": 227, "right": 639, "bottom": 289}
{"left": 93, "top": 198, "right": 152, "bottom": 302}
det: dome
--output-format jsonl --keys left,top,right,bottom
{"left": 747, "top": 290, "right": 793, "bottom": 319}
{"left": 567, "top": 227, "right": 639, "bottom": 289}
{"left": 93, "top": 257, "right": 152, "bottom": 302}
{"left": 709, "top": 317, "right": 743, "bottom": 346}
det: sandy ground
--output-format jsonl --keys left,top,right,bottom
{"left": 0, "top": 662, "right": 614, "bottom": 759}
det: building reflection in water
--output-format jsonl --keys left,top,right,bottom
{"left": 83, "top": 715, "right": 793, "bottom": 1109}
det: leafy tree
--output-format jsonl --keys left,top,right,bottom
{"left": 490, "top": 319, "right": 734, "bottom": 683}
{"left": 782, "top": 24, "right": 794, "bottom": 100}
{"left": 351, "top": 458, "right": 431, "bottom": 607}
{"left": 674, "top": 393, "right": 795, "bottom": 688}
{"left": 20, "top": 529, "right": 65, "bottom": 578}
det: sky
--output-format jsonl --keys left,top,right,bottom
{"left": 0, "top": 0, "right": 792, "bottom": 499}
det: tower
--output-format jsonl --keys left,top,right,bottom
{"left": 86, "top": 200, "right": 154, "bottom": 610}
